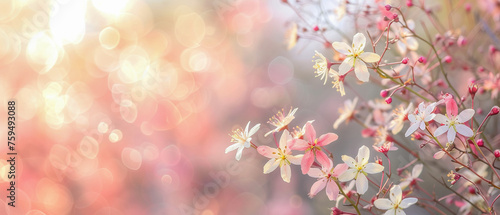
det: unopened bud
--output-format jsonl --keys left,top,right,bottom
{"left": 380, "top": 89, "right": 389, "bottom": 98}
{"left": 313, "top": 25, "right": 319, "bottom": 31}
{"left": 418, "top": 56, "right": 426, "bottom": 63}
{"left": 458, "top": 36, "right": 467, "bottom": 47}
{"left": 495, "top": 150, "right": 500, "bottom": 158}
{"left": 468, "top": 186, "right": 476, "bottom": 194}
{"left": 406, "top": 0, "right": 413, "bottom": 7}
{"left": 401, "top": 57, "right": 409, "bottom": 64}
{"left": 385, "top": 5, "right": 392, "bottom": 11}
{"left": 392, "top": 13, "right": 398, "bottom": 20}
{"left": 489, "top": 45, "right": 497, "bottom": 55}
{"left": 490, "top": 106, "right": 500, "bottom": 116}
{"left": 468, "top": 83, "right": 478, "bottom": 96}
{"left": 443, "top": 55, "right": 452, "bottom": 63}
{"left": 465, "top": 3, "right": 471, "bottom": 13}
{"left": 385, "top": 97, "right": 392, "bottom": 104}
{"left": 477, "top": 139, "right": 484, "bottom": 147}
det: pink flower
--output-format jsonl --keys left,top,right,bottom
{"left": 290, "top": 122, "right": 338, "bottom": 174}
{"left": 373, "top": 141, "right": 398, "bottom": 156}
{"left": 307, "top": 159, "right": 348, "bottom": 201}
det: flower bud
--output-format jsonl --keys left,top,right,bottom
{"left": 443, "top": 55, "right": 452, "bottom": 63}
{"left": 465, "top": 3, "right": 471, "bottom": 13}
{"left": 380, "top": 89, "right": 389, "bottom": 98}
{"left": 468, "top": 186, "right": 476, "bottom": 194}
{"left": 458, "top": 36, "right": 467, "bottom": 47}
{"left": 489, "top": 45, "right": 497, "bottom": 55}
{"left": 490, "top": 106, "right": 500, "bottom": 116}
{"left": 468, "top": 83, "right": 478, "bottom": 96}
{"left": 418, "top": 56, "right": 426, "bottom": 63}
{"left": 385, "top": 97, "right": 392, "bottom": 104}
{"left": 406, "top": 0, "right": 413, "bottom": 7}
{"left": 478, "top": 66, "right": 485, "bottom": 73}
{"left": 477, "top": 139, "right": 484, "bottom": 147}
{"left": 385, "top": 5, "right": 392, "bottom": 11}
{"left": 313, "top": 25, "right": 319, "bottom": 31}
{"left": 495, "top": 150, "right": 500, "bottom": 158}
{"left": 392, "top": 13, "right": 398, "bottom": 20}
{"left": 401, "top": 57, "right": 409, "bottom": 64}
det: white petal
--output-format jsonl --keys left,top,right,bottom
{"left": 447, "top": 127, "right": 456, "bottom": 143}
{"left": 408, "top": 114, "right": 416, "bottom": 123}
{"left": 279, "top": 130, "right": 291, "bottom": 149}
{"left": 235, "top": 147, "right": 244, "bottom": 161}
{"left": 342, "top": 155, "right": 357, "bottom": 168}
{"left": 395, "top": 208, "right": 406, "bottom": 215}
{"left": 406, "top": 37, "right": 419, "bottom": 50}
{"left": 288, "top": 154, "right": 303, "bottom": 165}
{"left": 364, "top": 163, "right": 384, "bottom": 174}
{"left": 354, "top": 60, "right": 370, "bottom": 82}
{"left": 412, "top": 164, "right": 423, "bottom": 177}
{"left": 359, "top": 52, "right": 381, "bottom": 63}
{"left": 263, "top": 159, "right": 280, "bottom": 174}
{"left": 419, "top": 121, "right": 426, "bottom": 130}
{"left": 455, "top": 124, "right": 473, "bottom": 137}
{"left": 425, "top": 102, "right": 437, "bottom": 115}
{"left": 338, "top": 57, "right": 354, "bottom": 75}
{"left": 244, "top": 121, "right": 251, "bottom": 134}
{"left": 424, "top": 113, "right": 436, "bottom": 122}
{"left": 433, "top": 125, "right": 449, "bottom": 137}
{"left": 390, "top": 185, "right": 402, "bottom": 204}
{"left": 405, "top": 122, "right": 419, "bottom": 137}
{"left": 374, "top": 198, "right": 393, "bottom": 210}
{"left": 281, "top": 164, "right": 291, "bottom": 183}
{"left": 248, "top": 123, "right": 261, "bottom": 136}
{"left": 433, "top": 114, "right": 448, "bottom": 124}
{"left": 418, "top": 102, "right": 425, "bottom": 112}
{"left": 400, "top": 197, "right": 418, "bottom": 208}
{"left": 384, "top": 209, "right": 396, "bottom": 215}
{"left": 307, "top": 168, "right": 324, "bottom": 178}
{"left": 338, "top": 169, "right": 357, "bottom": 182}
{"left": 457, "top": 109, "right": 475, "bottom": 123}
{"left": 352, "top": 33, "right": 366, "bottom": 51}
{"left": 225, "top": 143, "right": 241, "bottom": 154}
{"left": 396, "top": 41, "right": 407, "bottom": 54}
{"left": 433, "top": 151, "right": 445, "bottom": 159}
{"left": 407, "top": 20, "right": 415, "bottom": 29}
{"left": 357, "top": 145, "right": 370, "bottom": 166}
{"left": 332, "top": 42, "right": 351, "bottom": 55}
{"left": 356, "top": 173, "right": 368, "bottom": 194}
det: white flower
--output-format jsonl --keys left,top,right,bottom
{"left": 313, "top": 51, "right": 330, "bottom": 85}
{"left": 338, "top": 145, "right": 384, "bottom": 195}
{"left": 226, "top": 121, "right": 260, "bottom": 161}
{"left": 389, "top": 103, "right": 413, "bottom": 135}
{"left": 265, "top": 107, "right": 298, "bottom": 137}
{"left": 257, "top": 130, "right": 303, "bottom": 183}
{"left": 330, "top": 68, "right": 346, "bottom": 96}
{"left": 433, "top": 109, "right": 475, "bottom": 143}
{"left": 333, "top": 97, "right": 358, "bottom": 129}
{"left": 332, "top": 33, "right": 381, "bottom": 82}
{"left": 405, "top": 102, "right": 437, "bottom": 137}
{"left": 399, "top": 164, "right": 423, "bottom": 189}
{"left": 395, "top": 20, "right": 419, "bottom": 54}
{"left": 374, "top": 185, "right": 418, "bottom": 215}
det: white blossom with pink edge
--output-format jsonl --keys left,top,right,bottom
{"left": 338, "top": 145, "right": 384, "bottom": 195}
{"left": 257, "top": 130, "right": 303, "bottom": 183}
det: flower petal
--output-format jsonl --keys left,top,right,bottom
{"left": 390, "top": 185, "right": 402, "bottom": 205}
{"left": 406, "top": 37, "right": 419, "bottom": 50}
{"left": 356, "top": 173, "right": 368, "bottom": 194}
{"left": 359, "top": 52, "right": 381, "bottom": 62}
{"left": 433, "top": 125, "right": 449, "bottom": 137}
{"left": 257, "top": 146, "right": 279, "bottom": 158}
{"left": 455, "top": 124, "right": 473, "bottom": 137}
{"left": 332, "top": 42, "right": 351, "bottom": 55}
{"left": 288, "top": 154, "right": 303, "bottom": 165}
{"left": 225, "top": 143, "right": 241, "bottom": 154}
{"left": 317, "top": 133, "right": 338, "bottom": 146}
{"left": 338, "top": 169, "right": 357, "bottom": 182}
{"left": 352, "top": 33, "right": 366, "bottom": 50}
{"left": 408, "top": 114, "right": 416, "bottom": 123}
{"left": 384, "top": 209, "right": 397, "bottom": 215}
{"left": 412, "top": 164, "right": 423, "bottom": 177}
{"left": 445, "top": 96, "right": 458, "bottom": 117}
{"left": 433, "top": 114, "right": 448, "bottom": 124}
{"left": 307, "top": 168, "right": 324, "bottom": 178}
{"left": 341, "top": 155, "right": 357, "bottom": 168}
{"left": 433, "top": 150, "right": 445, "bottom": 159}
{"left": 316, "top": 150, "right": 332, "bottom": 170}
{"left": 263, "top": 159, "right": 280, "bottom": 174}
{"left": 395, "top": 208, "right": 406, "bottom": 215}
{"left": 354, "top": 60, "right": 370, "bottom": 82}
{"left": 235, "top": 147, "right": 244, "bottom": 161}
{"left": 281, "top": 164, "right": 291, "bottom": 183}
{"left": 424, "top": 113, "right": 436, "bottom": 122}
{"left": 357, "top": 145, "right": 370, "bottom": 166}
{"left": 309, "top": 179, "right": 327, "bottom": 197}
{"left": 400, "top": 197, "right": 418, "bottom": 208}
{"left": 304, "top": 122, "right": 316, "bottom": 143}
{"left": 405, "top": 122, "right": 419, "bottom": 137}
{"left": 457, "top": 109, "right": 475, "bottom": 123}
{"left": 447, "top": 127, "right": 456, "bottom": 143}
{"left": 332, "top": 163, "right": 349, "bottom": 177}
{"left": 289, "top": 139, "right": 310, "bottom": 151}
{"left": 364, "top": 163, "right": 384, "bottom": 174}
{"left": 301, "top": 151, "right": 315, "bottom": 174}
{"left": 338, "top": 57, "right": 354, "bottom": 75}
{"left": 248, "top": 123, "right": 261, "bottom": 136}
{"left": 326, "top": 181, "right": 340, "bottom": 201}
{"left": 374, "top": 198, "right": 394, "bottom": 210}
{"left": 280, "top": 130, "right": 291, "bottom": 149}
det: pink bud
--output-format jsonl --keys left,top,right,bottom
{"left": 489, "top": 45, "right": 497, "bottom": 55}
{"left": 469, "top": 83, "right": 478, "bottom": 96}
{"left": 401, "top": 57, "right": 409, "bottom": 64}
{"left": 458, "top": 36, "right": 467, "bottom": 47}
{"left": 465, "top": 3, "right": 471, "bottom": 13}
{"left": 443, "top": 55, "right": 452, "bottom": 63}
{"left": 313, "top": 25, "right": 319, "bottom": 31}
{"left": 490, "top": 106, "right": 500, "bottom": 116}
{"left": 418, "top": 56, "right": 426, "bottom": 63}
{"left": 406, "top": 0, "right": 413, "bottom": 7}
{"left": 380, "top": 89, "right": 389, "bottom": 98}
{"left": 385, "top": 97, "right": 392, "bottom": 104}
{"left": 468, "top": 186, "right": 476, "bottom": 194}
{"left": 495, "top": 150, "right": 500, "bottom": 158}
{"left": 477, "top": 108, "right": 483, "bottom": 115}
{"left": 477, "top": 139, "right": 484, "bottom": 147}
{"left": 392, "top": 13, "right": 398, "bottom": 20}
{"left": 445, "top": 95, "right": 458, "bottom": 116}
{"left": 385, "top": 5, "right": 392, "bottom": 11}
{"left": 478, "top": 66, "right": 485, "bottom": 73}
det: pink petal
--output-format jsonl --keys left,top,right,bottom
{"left": 332, "top": 163, "right": 349, "bottom": 177}
{"left": 304, "top": 122, "right": 316, "bottom": 143}
{"left": 307, "top": 168, "right": 324, "bottom": 178}
{"left": 445, "top": 96, "right": 458, "bottom": 117}
{"left": 257, "top": 146, "right": 278, "bottom": 158}
{"left": 309, "top": 179, "right": 327, "bottom": 198}
{"left": 316, "top": 150, "right": 332, "bottom": 170}
{"left": 289, "top": 139, "right": 310, "bottom": 151}
{"left": 317, "top": 133, "right": 338, "bottom": 146}
{"left": 433, "top": 151, "right": 445, "bottom": 159}
{"left": 301, "top": 151, "right": 314, "bottom": 174}
{"left": 326, "top": 181, "right": 340, "bottom": 201}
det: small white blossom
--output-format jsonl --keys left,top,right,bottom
{"left": 226, "top": 122, "right": 260, "bottom": 161}
{"left": 405, "top": 102, "right": 437, "bottom": 137}
{"left": 338, "top": 145, "right": 384, "bottom": 194}
{"left": 374, "top": 185, "right": 418, "bottom": 215}
{"left": 434, "top": 109, "right": 475, "bottom": 143}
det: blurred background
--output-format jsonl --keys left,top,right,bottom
{"left": 1, "top": 0, "right": 497, "bottom": 214}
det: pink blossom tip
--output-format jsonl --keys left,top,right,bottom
{"left": 385, "top": 5, "right": 392, "bottom": 11}
{"left": 385, "top": 97, "right": 392, "bottom": 104}
{"left": 401, "top": 57, "right": 409, "bottom": 64}
{"left": 380, "top": 89, "right": 389, "bottom": 98}
{"left": 495, "top": 150, "right": 500, "bottom": 158}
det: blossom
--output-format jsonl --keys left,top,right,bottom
{"left": 226, "top": 121, "right": 260, "bottom": 161}
{"left": 374, "top": 185, "right": 418, "bottom": 215}
{"left": 373, "top": 141, "right": 398, "bottom": 156}
{"left": 405, "top": 102, "right": 437, "bottom": 137}
{"left": 394, "top": 20, "right": 419, "bottom": 54}
{"left": 330, "top": 68, "right": 346, "bottom": 96}
{"left": 307, "top": 159, "right": 348, "bottom": 200}
{"left": 434, "top": 108, "right": 475, "bottom": 143}
{"left": 258, "top": 130, "right": 303, "bottom": 183}
{"left": 334, "top": 97, "right": 358, "bottom": 129}
{"left": 389, "top": 103, "right": 413, "bottom": 135}
{"left": 284, "top": 23, "right": 298, "bottom": 50}
{"left": 332, "top": 33, "right": 381, "bottom": 82}
{"left": 399, "top": 164, "right": 423, "bottom": 189}
{"left": 290, "top": 122, "right": 338, "bottom": 174}
{"left": 338, "top": 145, "right": 384, "bottom": 194}
{"left": 484, "top": 72, "right": 500, "bottom": 99}
{"left": 313, "top": 51, "right": 330, "bottom": 85}
{"left": 265, "top": 107, "right": 298, "bottom": 137}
